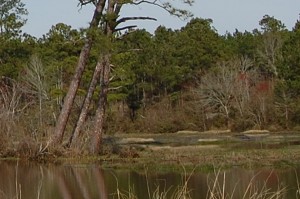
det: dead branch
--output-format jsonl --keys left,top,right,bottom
{"left": 114, "top": 25, "right": 137, "bottom": 32}
{"left": 78, "top": 0, "right": 97, "bottom": 7}
{"left": 116, "top": 16, "right": 157, "bottom": 25}
{"left": 108, "top": 86, "right": 123, "bottom": 91}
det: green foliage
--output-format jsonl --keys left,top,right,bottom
{"left": 224, "top": 30, "right": 258, "bottom": 59}
{"left": 259, "top": 15, "right": 286, "bottom": 32}
{"left": 278, "top": 23, "right": 300, "bottom": 96}
{"left": 0, "top": 0, "right": 28, "bottom": 38}
{"left": 0, "top": 37, "right": 32, "bottom": 78}
{"left": 3, "top": 9, "right": 300, "bottom": 133}
{"left": 174, "top": 18, "right": 223, "bottom": 73}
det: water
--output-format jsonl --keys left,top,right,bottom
{"left": 0, "top": 161, "right": 299, "bottom": 199}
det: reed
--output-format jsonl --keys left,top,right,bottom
{"left": 115, "top": 168, "right": 290, "bottom": 199}
{"left": 206, "top": 169, "right": 286, "bottom": 199}
{"left": 113, "top": 166, "right": 192, "bottom": 199}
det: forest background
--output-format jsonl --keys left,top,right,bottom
{"left": 1, "top": 0, "right": 300, "bottom": 155}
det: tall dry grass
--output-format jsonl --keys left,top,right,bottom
{"left": 113, "top": 166, "right": 192, "bottom": 199}
{"left": 114, "top": 169, "right": 294, "bottom": 199}
{"left": 206, "top": 170, "right": 286, "bottom": 199}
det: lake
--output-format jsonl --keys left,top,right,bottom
{"left": 0, "top": 161, "right": 299, "bottom": 199}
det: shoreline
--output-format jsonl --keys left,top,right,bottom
{"left": 1, "top": 131, "right": 300, "bottom": 172}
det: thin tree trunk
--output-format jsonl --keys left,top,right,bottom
{"left": 90, "top": 54, "right": 110, "bottom": 154}
{"left": 52, "top": 0, "right": 106, "bottom": 145}
{"left": 68, "top": 59, "right": 103, "bottom": 147}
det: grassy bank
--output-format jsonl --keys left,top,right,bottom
{"left": 98, "top": 143, "right": 300, "bottom": 172}
{"left": 1, "top": 131, "right": 300, "bottom": 172}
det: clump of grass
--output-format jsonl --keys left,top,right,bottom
{"left": 207, "top": 170, "right": 234, "bottom": 199}
{"left": 115, "top": 186, "right": 138, "bottom": 199}
{"left": 114, "top": 166, "right": 193, "bottom": 199}
{"left": 115, "top": 183, "right": 191, "bottom": 199}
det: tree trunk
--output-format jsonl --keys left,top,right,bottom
{"left": 90, "top": 54, "right": 110, "bottom": 154}
{"left": 89, "top": 0, "right": 116, "bottom": 154}
{"left": 68, "top": 59, "right": 103, "bottom": 148}
{"left": 52, "top": 0, "right": 106, "bottom": 144}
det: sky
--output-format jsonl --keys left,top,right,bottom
{"left": 22, "top": 0, "right": 300, "bottom": 38}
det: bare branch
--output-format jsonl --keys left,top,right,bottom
{"left": 114, "top": 25, "right": 137, "bottom": 32}
{"left": 113, "top": 16, "right": 156, "bottom": 32}
{"left": 116, "top": 16, "right": 157, "bottom": 25}
{"left": 78, "top": 0, "right": 97, "bottom": 7}
{"left": 108, "top": 86, "right": 123, "bottom": 91}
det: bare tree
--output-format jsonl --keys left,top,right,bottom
{"left": 21, "top": 55, "right": 49, "bottom": 127}
{"left": 257, "top": 15, "right": 286, "bottom": 77}
{"left": 257, "top": 32, "right": 283, "bottom": 77}
{"left": 198, "top": 62, "right": 237, "bottom": 128}
{"left": 273, "top": 80, "right": 293, "bottom": 129}
{"left": 197, "top": 57, "right": 257, "bottom": 129}
{"left": 0, "top": 77, "right": 27, "bottom": 135}
{"left": 233, "top": 56, "right": 255, "bottom": 117}
{"left": 248, "top": 77, "right": 274, "bottom": 129}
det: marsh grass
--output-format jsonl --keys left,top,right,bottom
{"left": 114, "top": 168, "right": 295, "bottom": 199}
{"left": 1, "top": 161, "right": 24, "bottom": 199}
{"left": 113, "top": 166, "right": 193, "bottom": 199}
{"left": 294, "top": 169, "right": 300, "bottom": 199}
{"left": 206, "top": 169, "right": 286, "bottom": 199}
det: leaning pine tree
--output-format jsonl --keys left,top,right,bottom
{"left": 52, "top": 0, "right": 194, "bottom": 154}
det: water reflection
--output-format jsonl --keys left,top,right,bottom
{"left": 0, "top": 161, "right": 299, "bottom": 199}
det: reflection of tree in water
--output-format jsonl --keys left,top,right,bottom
{"left": 55, "top": 166, "right": 108, "bottom": 199}
{"left": 1, "top": 162, "right": 300, "bottom": 198}
{"left": 0, "top": 162, "right": 109, "bottom": 199}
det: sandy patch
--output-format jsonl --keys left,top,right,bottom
{"left": 176, "top": 129, "right": 231, "bottom": 134}
{"left": 202, "top": 129, "right": 231, "bottom": 134}
{"left": 243, "top": 130, "right": 270, "bottom": 134}
{"left": 198, "top": 138, "right": 220, "bottom": 142}
{"left": 176, "top": 130, "right": 200, "bottom": 134}
{"left": 148, "top": 145, "right": 220, "bottom": 151}
{"left": 117, "top": 138, "right": 156, "bottom": 144}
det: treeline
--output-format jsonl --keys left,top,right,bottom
{"left": 1, "top": 14, "right": 300, "bottom": 141}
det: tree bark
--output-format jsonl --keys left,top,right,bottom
{"left": 90, "top": 54, "right": 110, "bottom": 154}
{"left": 90, "top": 0, "right": 115, "bottom": 154}
{"left": 68, "top": 59, "right": 103, "bottom": 147}
{"left": 52, "top": 0, "right": 106, "bottom": 144}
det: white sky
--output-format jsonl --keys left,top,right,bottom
{"left": 22, "top": 0, "right": 300, "bottom": 38}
